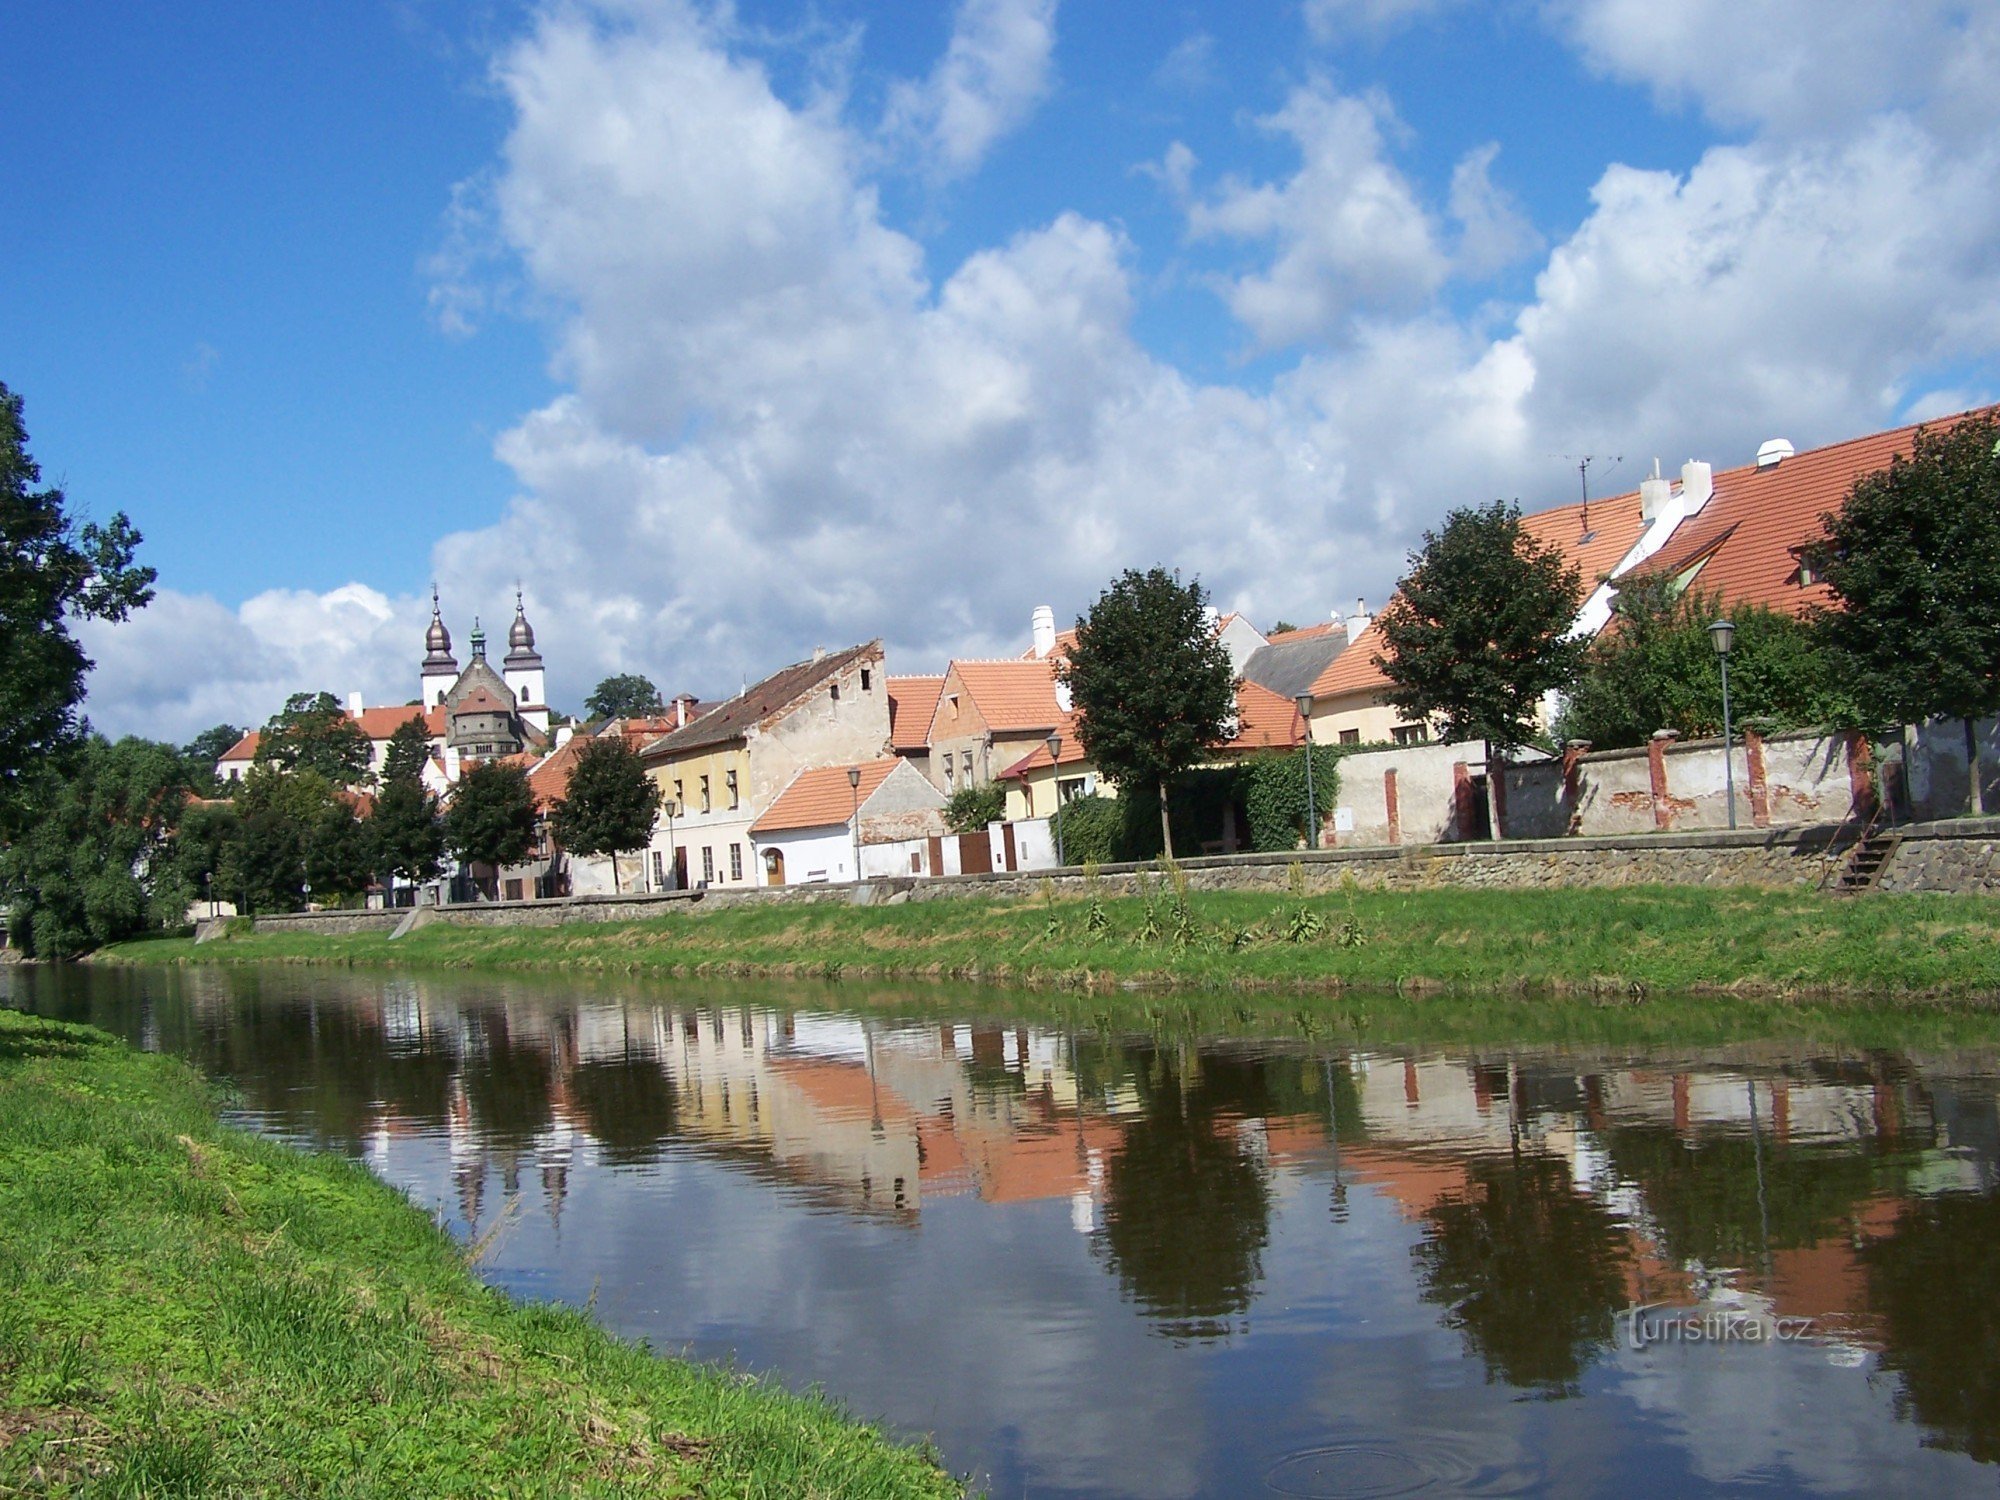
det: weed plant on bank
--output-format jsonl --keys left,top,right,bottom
{"left": 0, "top": 1010, "right": 960, "bottom": 1498}
{"left": 97, "top": 875, "right": 2000, "bottom": 1006}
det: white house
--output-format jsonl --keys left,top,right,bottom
{"left": 750, "top": 758, "right": 948, "bottom": 885}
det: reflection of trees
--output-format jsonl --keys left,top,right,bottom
{"left": 1414, "top": 1154, "right": 1630, "bottom": 1393}
{"left": 461, "top": 1010, "right": 556, "bottom": 1151}
{"left": 1862, "top": 1193, "right": 2000, "bottom": 1464}
{"left": 1095, "top": 1047, "right": 1273, "bottom": 1340}
{"left": 1601, "top": 1125, "right": 1884, "bottom": 1270}
{"left": 568, "top": 1048, "right": 679, "bottom": 1167}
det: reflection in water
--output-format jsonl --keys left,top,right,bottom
{"left": 8, "top": 962, "right": 2000, "bottom": 1499}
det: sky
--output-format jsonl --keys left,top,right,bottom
{"left": 8, "top": 0, "right": 2000, "bottom": 741}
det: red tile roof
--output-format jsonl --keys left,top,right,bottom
{"left": 219, "top": 731, "right": 261, "bottom": 762}
{"left": 1636, "top": 407, "right": 1996, "bottom": 616}
{"left": 997, "top": 711, "right": 1086, "bottom": 778}
{"left": 751, "top": 758, "right": 904, "bottom": 834}
{"left": 1308, "top": 618, "right": 1393, "bottom": 701}
{"left": 936, "top": 659, "right": 1064, "bottom": 736}
{"left": 1265, "top": 622, "right": 1341, "bottom": 646}
{"left": 1221, "top": 679, "right": 1306, "bottom": 752}
{"left": 887, "top": 676, "right": 945, "bottom": 751}
{"left": 352, "top": 705, "right": 429, "bottom": 740}
{"left": 526, "top": 736, "right": 588, "bottom": 812}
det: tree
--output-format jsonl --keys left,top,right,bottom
{"left": 1375, "top": 500, "right": 1586, "bottom": 754}
{"left": 0, "top": 380, "right": 156, "bottom": 829}
{"left": 943, "top": 783, "right": 1006, "bottom": 833}
{"left": 371, "top": 719, "right": 445, "bottom": 888}
{"left": 1815, "top": 411, "right": 2000, "bottom": 810}
{"left": 304, "top": 797, "right": 376, "bottom": 906}
{"left": 445, "top": 759, "right": 537, "bottom": 891}
{"left": 225, "top": 764, "right": 350, "bottom": 913}
{"left": 584, "top": 673, "right": 664, "bottom": 721}
{"left": 254, "top": 691, "right": 372, "bottom": 786}
{"left": 0, "top": 735, "right": 195, "bottom": 956}
{"left": 549, "top": 735, "right": 660, "bottom": 893}
{"left": 1557, "top": 580, "right": 1851, "bottom": 750}
{"left": 162, "top": 799, "right": 241, "bottom": 917}
{"left": 183, "top": 723, "right": 246, "bottom": 786}
{"left": 1060, "top": 567, "right": 1236, "bottom": 858}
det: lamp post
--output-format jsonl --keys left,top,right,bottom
{"left": 1709, "top": 617, "right": 1737, "bottom": 831}
{"left": 1296, "top": 692, "right": 1318, "bottom": 850}
{"left": 847, "top": 766, "right": 863, "bottom": 884}
{"left": 662, "top": 798, "right": 677, "bottom": 890}
{"left": 1045, "top": 732, "right": 1064, "bottom": 867}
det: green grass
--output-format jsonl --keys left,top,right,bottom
{"left": 100, "top": 881, "right": 2000, "bottom": 1006}
{"left": 0, "top": 1009, "right": 962, "bottom": 1498}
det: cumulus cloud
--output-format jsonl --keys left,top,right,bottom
{"left": 1186, "top": 85, "right": 1448, "bottom": 350}
{"left": 78, "top": 0, "right": 2000, "bottom": 741}
{"left": 883, "top": 0, "right": 1058, "bottom": 179}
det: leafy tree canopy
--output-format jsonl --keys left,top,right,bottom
{"left": 1, "top": 735, "right": 194, "bottom": 957}
{"left": 550, "top": 735, "right": 660, "bottom": 891}
{"left": 255, "top": 691, "right": 372, "bottom": 786}
{"left": 1556, "top": 580, "right": 1852, "bottom": 750}
{"left": 1375, "top": 499, "right": 1586, "bottom": 754}
{"left": 225, "top": 764, "right": 351, "bottom": 914}
{"left": 943, "top": 783, "right": 1006, "bottom": 834}
{"left": 1061, "top": 567, "right": 1236, "bottom": 858}
{"left": 584, "top": 673, "right": 665, "bottom": 721}
{"left": 381, "top": 717, "right": 432, "bottom": 785}
{"left": 445, "top": 759, "right": 538, "bottom": 871}
{"left": 183, "top": 723, "right": 246, "bottom": 778}
{"left": 1815, "top": 411, "right": 2000, "bottom": 730}
{"left": 0, "top": 381, "right": 156, "bottom": 829}
{"left": 371, "top": 718, "right": 445, "bottom": 886}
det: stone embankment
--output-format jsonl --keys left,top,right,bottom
{"left": 197, "top": 816, "right": 2000, "bottom": 944}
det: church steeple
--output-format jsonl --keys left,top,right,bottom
{"left": 421, "top": 584, "right": 459, "bottom": 707}
{"left": 501, "top": 586, "right": 548, "bottom": 730}
{"left": 468, "top": 616, "right": 487, "bottom": 662}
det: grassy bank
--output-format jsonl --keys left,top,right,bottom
{"left": 99, "top": 882, "right": 2000, "bottom": 1004}
{"left": 0, "top": 1009, "right": 960, "bottom": 1497}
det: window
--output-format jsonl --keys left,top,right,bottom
{"left": 961, "top": 750, "right": 974, "bottom": 784}
{"left": 1391, "top": 724, "right": 1430, "bottom": 746}
{"left": 726, "top": 769, "right": 739, "bottom": 809}
{"left": 1057, "top": 776, "right": 1086, "bottom": 803}
{"left": 861, "top": 668, "right": 872, "bottom": 692}
{"left": 673, "top": 778, "right": 684, "bottom": 808}
{"left": 1339, "top": 728, "right": 1360, "bottom": 746}
{"left": 701, "top": 846, "right": 715, "bottom": 884}
{"left": 729, "top": 844, "right": 743, "bottom": 881}
{"left": 700, "top": 774, "right": 711, "bottom": 812}
{"left": 943, "top": 758, "right": 955, "bottom": 792}
{"left": 652, "top": 851, "right": 665, "bottom": 887}
{"left": 831, "top": 682, "right": 840, "bottom": 702}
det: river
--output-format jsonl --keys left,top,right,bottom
{"left": 6, "top": 962, "right": 1998, "bottom": 1497}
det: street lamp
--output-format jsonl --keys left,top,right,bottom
{"left": 1045, "top": 732, "right": 1065, "bottom": 867}
{"left": 662, "top": 798, "right": 678, "bottom": 890}
{"left": 1296, "top": 692, "right": 1318, "bottom": 850}
{"left": 847, "top": 766, "right": 863, "bottom": 883}
{"left": 1709, "top": 618, "right": 1737, "bottom": 831}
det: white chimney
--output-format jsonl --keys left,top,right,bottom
{"left": 1755, "top": 438, "right": 1794, "bottom": 470}
{"left": 1202, "top": 604, "right": 1220, "bottom": 635}
{"left": 1680, "top": 459, "right": 1714, "bottom": 513}
{"left": 555, "top": 724, "right": 574, "bottom": 749}
{"left": 1348, "top": 597, "right": 1372, "bottom": 638}
{"left": 1639, "top": 459, "right": 1672, "bottom": 522}
{"left": 811, "top": 645, "right": 826, "bottom": 663}
{"left": 346, "top": 691, "right": 364, "bottom": 717}
{"left": 1031, "top": 604, "right": 1057, "bottom": 659}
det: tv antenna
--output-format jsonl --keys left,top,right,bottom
{"left": 1554, "top": 453, "right": 1622, "bottom": 540}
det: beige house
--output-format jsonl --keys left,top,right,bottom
{"left": 637, "top": 642, "right": 889, "bottom": 890}
{"left": 923, "top": 658, "right": 1066, "bottom": 797}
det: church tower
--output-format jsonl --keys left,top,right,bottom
{"left": 420, "top": 586, "right": 459, "bottom": 708}
{"left": 503, "top": 589, "right": 550, "bottom": 734}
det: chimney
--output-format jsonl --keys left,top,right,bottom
{"left": 1755, "top": 438, "right": 1794, "bottom": 470}
{"left": 1640, "top": 459, "right": 1672, "bottom": 522}
{"left": 346, "top": 691, "right": 365, "bottom": 717}
{"left": 1348, "top": 597, "right": 1372, "bottom": 638}
{"left": 1202, "top": 604, "right": 1220, "bottom": 635}
{"left": 555, "top": 725, "right": 574, "bottom": 749}
{"left": 1680, "top": 459, "right": 1714, "bottom": 513}
{"left": 1031, "top": 605, "right": 1057, "bottom": 659}
{"left": 811, "top": 645, "right": 827, "bottom": 663}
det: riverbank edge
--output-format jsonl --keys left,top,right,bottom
{"left": 0, "top": 1009, "right": 962, "bottom": 1497}
{"left": 93, "top": 884, "right": 2000, "bottom": 1009}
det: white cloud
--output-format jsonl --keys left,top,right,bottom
{"left": 1153, "top": 32, "right": 1217, "bottom": 93}
{"left": 1187, "top": 85, "right": 1448, "bottom": 351}
{"left": 1448, "top": 144, "right": 1541, "bottom": 278}
{"left": 1304, "top": 0, "right": 1466, "bottom": 43}
{"left": 883, "top": 0, "right": 1058, "bottom": 179}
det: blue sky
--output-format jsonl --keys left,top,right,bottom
{"left": 8, "top": 0, "right": 1997, "bottom": 738}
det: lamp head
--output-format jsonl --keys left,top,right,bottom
{"left": 847, "top": 766, "right": 862, "bottom": 788}
{"left": 1045, "top": 732, "right": 1062, "bottom": 762}
{"left": 1708, "top": 618, "right": 1736, "bottom": 657}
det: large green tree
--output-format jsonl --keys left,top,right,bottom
{"left": 0, "top": 381, "right": 156, "bottom": 829}
{"left": 1060, "top": 567, "right": 1236, "bottom": 858}
{"left": 444, "top": 759, "right": 538, "bottom": 893}
{"left": 1375, "top": 500, "right": 1586, "bottom": 754}
{"left": 182, "top": 723, "right": 246, "bottom": 784}
{"left": 254, "top": 691, "right": 372, "bottom": 786}
{"left": 223, "top": 764, "right": 355, "bottom": 913}
{"left": 370, "top": 719, "right": 445, "bottom": 888}
{"left": 549, "top": 735, "right": 660, "bottom": 893}
{"left": 1815, "top": 410, "right": 2000, "bottom": 810}
{"left": 1, "top": 735, "right": 194, "bottom": 956}
{"left": 1557, "top": 580, "right": 1851, "bottom": 750}
{"left": 584, "top": 673, "right": 664, "bottom": 721}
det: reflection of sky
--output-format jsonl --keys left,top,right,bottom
{"left": 6, "top": 963, "right": 1999, "bottom": 1499}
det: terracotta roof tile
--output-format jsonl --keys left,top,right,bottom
{"left": 643, "top": 642, "right": 881, "bottom": 757}
{"left": 219, "top": 731, "right": 261, "bottom": 762}
{"left": 352, "top": 705, "right": 428, "bottom": 739}
{"left": 1636, "top": 407, "right": 1997, "bottom": 616}
{"left": 526, "top": 737, "right": 588, "bottom": 812}
{"left": 887, "top": 676, "right": 945, "bottom": 751}
{"left": 1222, "top": 679, "right": 1306, "bottom": 751}
{"left": 1265, "top": 622, "right": 1340, "bottom": 645}
{"left": 751, "top": 757, "right": 904, "bottom": 834}
{"left": 939, "top": 659, "right": 1063, "bottom": 735}
{"left": 997, "top": 710, "right": 1086, "bottom": 777}
{"left": 1309, "top": 619, "right": 1392, "bottom": 700}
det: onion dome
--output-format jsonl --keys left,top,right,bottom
{"left": 508, "top": 590, "right": 535, "bottom": 652}
{"left": 423, "top": 586, "right": 456, "bottom": 666}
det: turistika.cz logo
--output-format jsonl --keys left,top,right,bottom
{"left": 1623, "top": 1304, "right": 1821, "bottom": 1349}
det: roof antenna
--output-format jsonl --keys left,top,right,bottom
{"left": 1555, "top": 453, "right": 1622, "bottom": 541}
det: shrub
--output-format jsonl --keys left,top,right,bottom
{"left": 1049, "top": 794, "right": 1123, "bottom": 865}
{"left": 1242, "top": 747, "right": 1343, "bottom": 851}
{"left": 944, "top": 783, "right": 1007, "bottom": 833}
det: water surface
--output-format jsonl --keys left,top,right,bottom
{"left": 7, "top": 964, "right": 1999, "bottom": 1498}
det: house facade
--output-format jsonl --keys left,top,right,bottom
{"left": 750, "top": 757, "right": 948, "bottom": 885}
